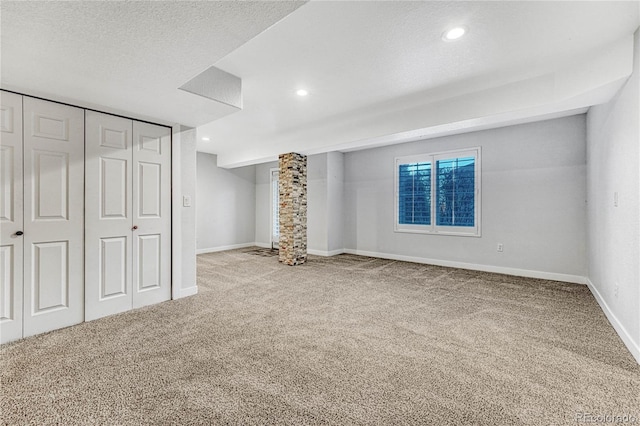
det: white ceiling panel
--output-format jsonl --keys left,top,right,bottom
{"left": 1, "top": 1, "right": 638, "bottom": 166}
{"left": 197, "top": 1, "right": 639, "bottom": 167}
{"left": 0, "top": 0, "right": 306, "bottom": 126}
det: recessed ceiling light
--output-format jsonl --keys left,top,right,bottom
{"left": 202, "top": 137, "right": 210, "bottom": 141}
{"left": 442, "top": 26, "right": 467, "bottom": 41}
{"left": 296, "top": 89, "right": 309, "bottom": 97}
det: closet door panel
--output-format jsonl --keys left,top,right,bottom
{"left": 132, "top": 121, "right": 170, "bottom": 308}
{"left": 85, "top": 111, "right": 133, "bottom": 321}
{"left": 0, "top": 91, "right": 23, "bottom": 343}
{"left": 22, "top": 97, "right": 84, "bottom": 337}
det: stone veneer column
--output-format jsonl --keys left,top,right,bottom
{"left": 279, "top": 153, "right": 307, "bottom": 265}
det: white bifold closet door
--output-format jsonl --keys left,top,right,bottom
{"left": 0, "top": 91, "right": 24, "bottom": 343}
{"left": 85, "top": 111, "right": 170, "bottom": 321}
{"left": 85, "top": 112, "right": 133, "bottom": 320}
{"left": 131, "top": 121, "right": 171, "bottom": 309}
{"left": 22, "top": 97, "right": 85, "bottom": 337}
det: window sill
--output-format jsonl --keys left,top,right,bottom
{"left": 394, "top": 227, "right": 481, "bottom": 237}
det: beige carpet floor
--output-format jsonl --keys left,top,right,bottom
{"left": 1, "top": 249, "right": 639, "bottom": 425}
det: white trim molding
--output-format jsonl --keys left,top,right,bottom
{"left": 245, "top": 244, "right": 345, "bottom": 257}
{"left": 586, "top": 279, "right": 640, "bottom": 364}
{"left": 307, "top": 249, "right": 346, "bottom": 257}
{"left": 196, "top": 242, "right": 257, "bottom": 254}
{"left": 178, "top": 286, "right": 198, "bottom": 298}
{"left": 342, "top": 249, "right": 586, "bottom": 284}
{"left": 171, "top": 125, "right": 183, "bottom": 299}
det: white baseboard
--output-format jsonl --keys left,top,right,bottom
{"left": 342, "top": 249, "right": 586, "bottom": 284}
{"left": 176, "top": 286, "right": 198, "bottom": 299}
{"left": 199, "top": 244, "right": 585, "bottom": 284}
{"left": 196, "top": 242, "right": 256, "bottom": 254}
{"left": 586, "top": 278, "right": 640, "bottom": 364}
{"left": 253, "top": 245, "right": 344, "bottom": 257}
{"left": 307, "top": 248, "right": 345, "bottom": 257}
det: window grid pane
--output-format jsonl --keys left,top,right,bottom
{"left": 436, "top": 157, "right": 475, "bottom": 227}
{"left": 398, "top": 162, "right": 431, "bottom": 225}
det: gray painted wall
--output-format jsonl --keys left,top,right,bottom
{"left": 327, "top": 152, "right": 345, "bottom": 253}
{"left": 196, "top": 152, "right": 256, "bottom": 251}
{"left": 586, "top": 28, "right": 639, "bottom": 360}
{"left": 343, "top": 115, "right": 588, "bottom": 279}
{"left": 308, "top": 154, "right": 329, "bottom": 252}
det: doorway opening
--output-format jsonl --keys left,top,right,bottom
{"left": 270, "top": 168, "right": 279, "bottom": 251}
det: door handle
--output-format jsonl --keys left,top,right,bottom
{"left": 132, "top": 226, "right": 138, "bottom": 231}
{"left": 15, "top": 231, "right": 24, "bottom": 236}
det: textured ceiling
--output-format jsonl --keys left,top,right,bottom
{"left": 1, "top": 1, "right": 638, "bottom": 167}
{"left": 0, "top": 1, "right": 306, "bottom": 126}
{"left": 197, "top": 1, "right": 639, "bottom": 167}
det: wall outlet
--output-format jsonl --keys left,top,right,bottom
{"left": 614, "top": 282, "right": 619, "bottom": 298}
{"left": 497, "top": 243, "right": 504, "bottom": 253}
{"left": 183, "top": 195, "right": 192, "bottom": 207}
{"left": 614, "top": 192, "right": 619, "bottom": 207}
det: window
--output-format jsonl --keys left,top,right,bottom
{"left": 395, "top": 148, "right": 480, "bottom": 236}
{"left": 398, "top": 162, "right": 431, "bottom": 225}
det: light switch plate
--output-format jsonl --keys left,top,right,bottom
{"left": 183, "top": 195, "right": 192, "bottom": 207}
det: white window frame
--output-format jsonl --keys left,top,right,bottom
{"left": 394, "top": 147, "right": 481, "bottom": 237}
